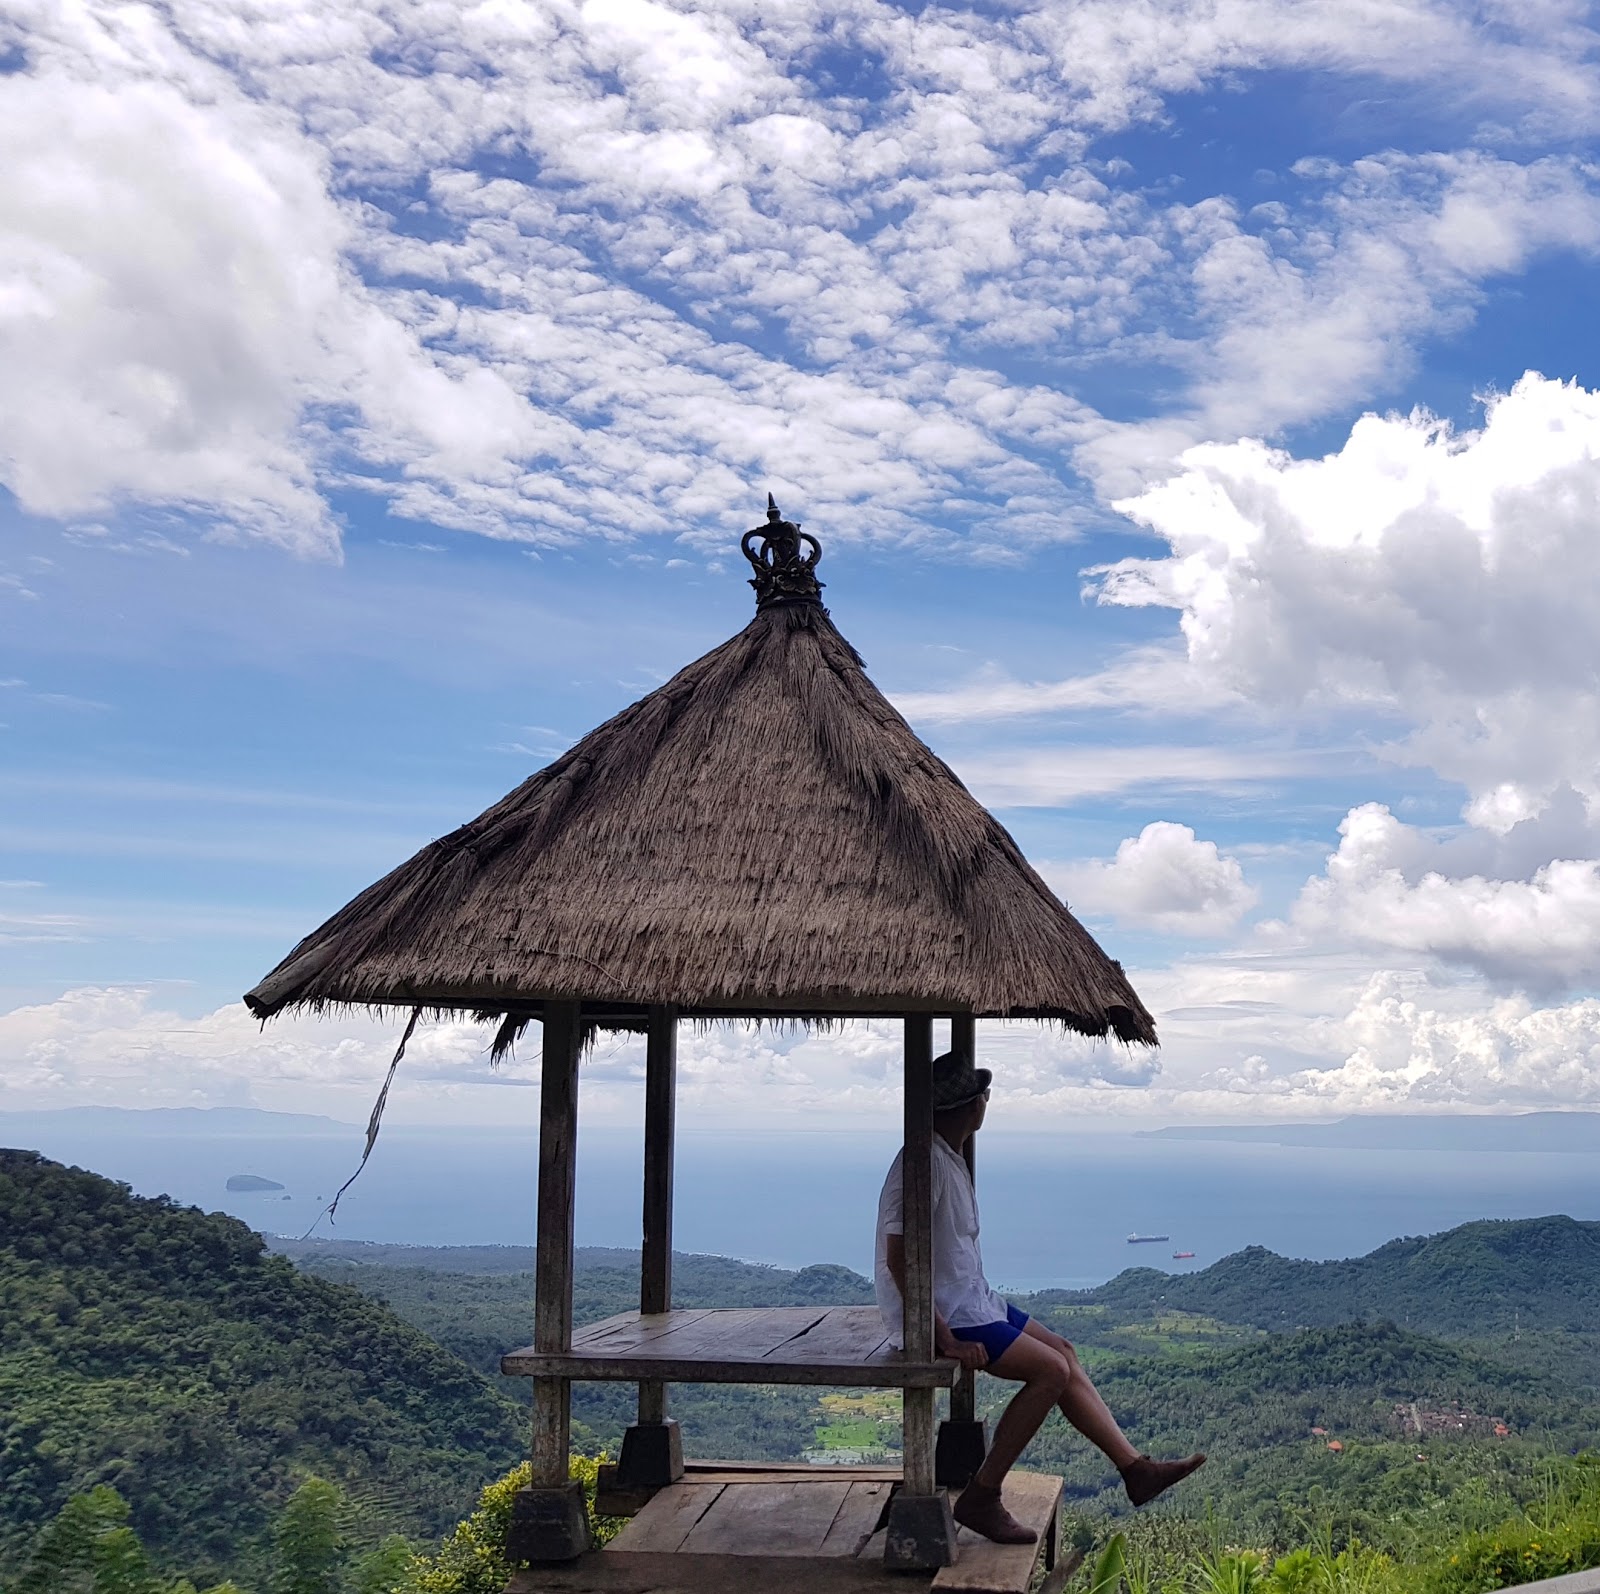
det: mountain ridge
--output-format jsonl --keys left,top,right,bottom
{"left": 1140, "top": 1111, "right": 1600, "bottom": 1151}
{"left": 1050, "top": 1214, "right": 1600, "bottom": 1336}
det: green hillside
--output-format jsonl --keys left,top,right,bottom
{"left": 1004, "top": 1318, "right": 1600, "bottom": 1549}
{"left": 286, "top": 1221, "right": 1600, "bottom": 1495}
{"left": 1061, "top": 1215, "right": 1600, "bottom": 1339}
{"left": 0, "top": 1151, "right": 523, "bottom": 1589}
{"left": 1032, "top": 1317, "right": 1591, "bottom": 1457}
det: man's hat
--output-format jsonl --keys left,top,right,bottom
{"left": 932, "top": 1050, "right": 992, "bottom": 1111}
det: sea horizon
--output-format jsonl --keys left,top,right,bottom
{"left": 7, "top": 1109, "right": 1599, "bottom": 1292}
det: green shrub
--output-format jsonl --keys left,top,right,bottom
{"left": 1425, "top": 1517, "right": 1600, "bottom": 1593}
{"left": 1423, "top": 1453, "right": 1600, "bottom": 1593}
{"left": 400, "top": 1458, "right": 619, "bottom": 1594}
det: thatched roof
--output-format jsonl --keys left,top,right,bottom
{"left": 245, "top": 502, "right": 1155, "bottom": 1044}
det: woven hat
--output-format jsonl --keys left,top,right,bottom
{"left": 932, "top": 1050, "right": 992, "bottom": 1111}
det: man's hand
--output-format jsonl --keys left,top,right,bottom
{"left": 936, "top": 1327, "right": 988, "bottom": 1371}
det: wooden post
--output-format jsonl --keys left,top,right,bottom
{"left": 952, "top": 1011, "right": 977, "bottom": 1428}
{"left": 937, "top": 1012, "right": 989, "bottom": 1488}
{"left": 508, "top": 1000, "right": 590, "bottom": 1562}
{"left": 613, "top": 1005, "right": 683, "bottom": 1498}
{"left": 884, "top": 1012, "right": 957, "bottom": 1570}
{"left": 901, "top": 1010, "right": 936, "bottom": 1491}
{"left": 640, "top": 1004, "right": 676, "bottom": 1321}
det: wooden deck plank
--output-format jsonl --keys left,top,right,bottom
{"left": 931, "top": 1472, "right": 1062, "bottom": 1594}
{"left": 680, "top": 1479, "right": 854, "bottom": 1557}
{"left": 509, "top": 1550, "right": 912, "bottom": 1592}
{"left": 855, "top": 1527, "right": 888, "bottom": 1563}
{"left": 644, "top": 1307, "right": 830, "bottom": 1359}
{"left": 818, "top": 1480, "right": 892, "bottom": 1558}
{"left": 503, "top": 1306, "right": 958, "bottom": 1387}
{"left": 502, "top": 1350, "right": 957, "bottom": 1387}
{"left": 606, "top": 1483, "right": 725, "bottom": 1554}
{"left": 684, "top": 1459, "right": 899, "bottom": 1474}
{"left": 572, "top": 1308, "right": 717, "bottom": 1350}
{"left": 1039, "top": 1550, "right": 1088, "bottom": 1594}
{"left": 770, "top": 1307, "right": 895, "bottom": 1363}
{"left": 685, "top": 1463, "right": 901, "bottom": 1484}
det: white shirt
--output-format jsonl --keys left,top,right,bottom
{"left": 874, "top": 1135, "right": 1009, "bottom": 1349}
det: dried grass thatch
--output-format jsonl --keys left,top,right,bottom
{"left": 245, "top": 593, "right": 1155, "bottom": 1044}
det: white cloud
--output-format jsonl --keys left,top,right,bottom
{"left": 0, "top": 72, "right": 345, "bottom": 551}
{"left": 1091, "top": 373, "right": 1600, "bottom": 997}
{"left": 0, "top": 987, "right": 509, "bottom": 1112}
{"left": 0, "top": 46, "right": 557, "bottom": 556}
{"left": 1290, "top": 801, "right": 1600, "bottom": 991}
{"left": 0, "top": 908, "right": 89, "bottom": 944}
{"left": 1024, "top": 1, "right": 1599, "bottom": 139}
{"left": 1100, "top": 373, "right": 1600, "bottom": 811}
{"left": 0, "top": 989, "right": 1157, "bottom": 1125}
{"left": 1290, "top": 970, "right": 1600, "bottom": 1109}
{"left": 7, "top": 964, "right": 1599, "bottom": 1125}
{"left": 5, "top": 0, "right": 1598, "bottom": 551}
{"left": 1052, "top": 822, "right": 1258, "bottom": 936}
{"left": 955, "top": 741, "right": 1330, "bottom": 807}
{"left": 1040, "top": 956, "right": 1600, "bottom": 1117}
{"left": 1076, "top": 157, "right": 1600, "bottom": 496}
{"left": 10, "top": 2, "right": 1600, "bottom": 1125}
{"left": 892, "top": 645, "right": 1242, "bottom": 725}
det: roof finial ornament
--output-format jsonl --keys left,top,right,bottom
{"left": 741, "top": 493, "right": 825, "bottom": 610}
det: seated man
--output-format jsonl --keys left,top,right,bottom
{"left": 876, "top": 1050, "right": 1206, "bottom": 1545}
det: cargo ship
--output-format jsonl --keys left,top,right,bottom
{"left": 1126, "top": 1233, "right": 1170, "bottom": 1243}
{"left": 1172, "top": 1250, "right": 1196, "bottom": 1260}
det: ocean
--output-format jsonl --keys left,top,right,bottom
{"left": 10, "top": 1118, "right": 1600, "bottom": 1289}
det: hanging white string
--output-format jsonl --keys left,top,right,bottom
{"left": 300, "top": 1005, "right": 422, "bottom": 1238}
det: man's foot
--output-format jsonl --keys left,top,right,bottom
{"left": 953, "top": 1481, "right": 1038, "bottom": 1544}
{"left": 1120, "top": 1453, "right": 1207, "bottom": 1507}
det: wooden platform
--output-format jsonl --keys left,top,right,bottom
{"left": 502, "top": 1308, "right": 960, "bottom": 1388}
{"left": 505, "top": 1467, "right": 1062, "bottom": 1594}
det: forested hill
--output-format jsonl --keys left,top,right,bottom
{"left": 1064, "top": 1215, "right": 1600, "bottom": 1335}
{"left": 0, "top": 1151, "right": 522, "bottom": 1589}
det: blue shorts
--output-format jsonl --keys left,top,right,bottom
{"left": 951, "top": 1302, "right": 1029, "bottom": 1362}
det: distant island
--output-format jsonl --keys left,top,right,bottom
{"left": 225, "top": 1174, "right": 286, "bottom": 1192}
{"left": 1139, "top": 1110, "right": 1600, "bottom": 1152}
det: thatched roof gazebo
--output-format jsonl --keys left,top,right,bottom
{"left": 246, "top": 498, "right": 1154, "bottom": 1579}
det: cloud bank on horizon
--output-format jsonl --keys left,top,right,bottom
{"left": 3, "top": 0, "right": 1600, "bottom": 1126}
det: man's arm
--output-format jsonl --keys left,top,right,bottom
{"left": 885, "top": 1233, "right": 988, "bottom": 1370}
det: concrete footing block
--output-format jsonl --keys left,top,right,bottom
{"left": 883, "top": 1487, "right": 958, "bottom": 1570}
{"left": 935, "top": 1418, "right": 990, "bottom": 1489}
{"left": 617, "top": 1417, "right": 684, "bottom": 1488}
{"left": 505, "top": 1481, "right": 590, "bottom": 1564}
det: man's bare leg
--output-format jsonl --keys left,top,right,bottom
{"left": 1019, "top": 1318, "right": 1139, "bottom": 1466}
{"left": 1019, "top": 1318, "right": 1206, "bottom": 1505}
{"left": 953, "top": 1334, "right": 1070, "bottom": 1543}
{"left": 973, "top": 1335, "right": 1071, "bottom": 1488}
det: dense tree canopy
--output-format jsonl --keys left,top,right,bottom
{"left": 0, "top": 1153, "right": 522, "bottom": 1589}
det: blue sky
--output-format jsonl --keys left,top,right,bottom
{"left": 3, "top": 0, "right": 1600, "bottom": 1130}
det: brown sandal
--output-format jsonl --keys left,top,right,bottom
{"left": 953, "top": 1481, "right": 1038, "bottom": 1544}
